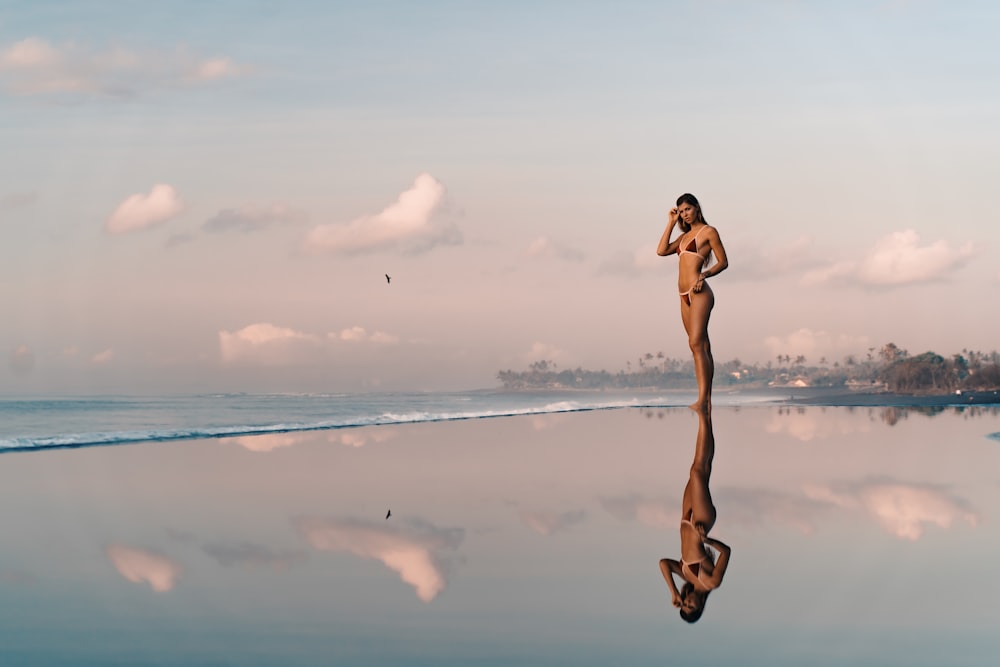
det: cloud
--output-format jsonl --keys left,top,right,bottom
{"left": 0, "top": 37, "right": 244, "bottom": 97}
{"left": 201, "top": 542, "right": 306, "bottom": 570}
{"left": 598, "top": 244, "right": 664, "bottom": 278}
{"left": 105, "top": 184, "right": 184, "bottom": 234}
{"left": 804, "top": 479, "right": 978, "bottom": 540}
{"left": 601, "top": 495, "right": 675, "bottom": 529}
{"left": 219, "top": 433, "right": 307, "bottom": 452}
{"left": 530, "top": 413, "right": 570, "bottom": 431}
{"left": 335, "top": 429, "right": 396, "bottom": 448}
{"left": 525, "top": 236, "right": 585, "bottom": 262}
{"left": 203, "top": 203, "right": 307, "bottom": 234}
{"left": 735, "top": 235, "right": 824, "bottom": 281}
{"left": 521, "top": 341, "right": 570, "bottom": 366}
{"left": 294, "top": 516, "right": 464, "bottom": 602}
{"left": 106, "top": 544, "right": 181, "bottom": 592}
{"left": 302, "top": 174, "right": 459, "bottom": 256}
{"left": 0, "top": 191, "right": 37, "bottom": 211}
{"left": 803, "top": 230, "right": 975, "bottom": 287}
{"left": 713, "top": 488, "right": 831, "bottom": 535}
{"left": 219, "top": 323, "right": 320, "bottom": 364}
{"left": 763, "top": 328, "right": 870, "bottom": 363}
{"left": 190, "top": 57, "right": 239, "bottom": 81}
{"left": 333, "top": 327, "right": 399, "bottom": 344}
{"left": 765, "top": 409, "right": 872, "bottom": 442}
{"left": 519, "top": 509, "right": 586, "bottom": 536}
{"left": 91, "top": 349, "right": 114, "bottom": 364}
{"left": 8, "top": 344, "right": 35, "bottom": 375}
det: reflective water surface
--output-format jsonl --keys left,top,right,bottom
{"left": 2, "top": 406, "right": 998, "bottom": 665}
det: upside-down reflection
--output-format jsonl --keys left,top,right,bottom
{"left": 659, "top": 407, "right": 731, "bottom": 623}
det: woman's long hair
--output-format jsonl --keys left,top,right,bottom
{"left": 676, "top": 193, "right": 706, "bottom": 233}
{"left": 679, "top": 582, "right": 710, "bottom": 623}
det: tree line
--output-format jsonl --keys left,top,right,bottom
{"left": 496, "top": 344, "right": 1000, "bottom": 394}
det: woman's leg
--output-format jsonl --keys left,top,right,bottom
{"left": 688, "top": 407, "right": 717, "bottom": 531}
{"left": 681, "top": 287, "right": 715, "bottom": 410}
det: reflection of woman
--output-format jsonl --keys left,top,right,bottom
{"left": 656, "top": 194, "right": 728, "bottom": 411}
{"left": 659, "top": 407, "right": 731, "bottom": 622}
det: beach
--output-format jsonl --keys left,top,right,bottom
{"left": 1, "top": 401, "right": 998, "bottom": 665}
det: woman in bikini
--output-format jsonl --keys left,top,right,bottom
{"left": 659, "top": 407, "right": 731, "bottom": 623}
{"left": 656, "top": 193, "right": 729, "bottom": 411}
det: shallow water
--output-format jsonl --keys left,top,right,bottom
{"left": 1, "top": 405, "right": 997, "bottom": 665}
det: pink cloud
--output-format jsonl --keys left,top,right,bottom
{"left": 106, "top": 544, "right": 181, "bottom": 592}
{"left": 105, "top": 184, "right": 184, "bottom": 234}
{"left": 303, "top": 174, "right": 458, "bottom": 256}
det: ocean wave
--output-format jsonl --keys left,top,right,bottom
{"left": 0, "top": 397, "right": 680, "bottom": 453}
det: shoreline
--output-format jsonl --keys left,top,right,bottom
{"left": 495, "top": 385, "right": 1000, "bottom": 407}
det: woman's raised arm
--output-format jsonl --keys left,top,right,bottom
{"left": 659, "top": 558, "right": 684, "bottom": 607}
{"left": 657, "top": 210, "right": 681, "bottom": 256}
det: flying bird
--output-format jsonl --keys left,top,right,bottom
{"left": 385, "top": 509, "right": 391, "bottom": 520}
{"left": 385, "top": 274, "right": 391, "bottom": 284}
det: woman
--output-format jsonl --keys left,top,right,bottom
{"left": 657, "top": 193, "right": 728, "bottom": 411}
{"left": 659, "top": 407, "right": 731, "bottom": 623}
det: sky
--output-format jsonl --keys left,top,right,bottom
{"left": 2, "top": 1, "right": 999, "bottom": 394}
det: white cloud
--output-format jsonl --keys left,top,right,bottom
{"left": 106, "top": 544, "right": 181, "bottom": 592}
{"left": 522, "top": 341, "right": 569, "bottom": 366}
{"left": 803, "top": 479, "right": 978, "bottom": 540}
{"left": 219, "top": 323, "right": 320, "bottom": 364}
{"left": 525, "top": 236, "right": 584, "bottom": 262}
{"left": 91, "top": 349, "right": 114, "bottom": 364}
{"left": 8, "top": 344, "right": 35, "bottom": 375}
{"left": 203, "top": 203, "right": 307, "bottom": 233}
{"left": 294, "top": 516, "right": 463, "bottom": 602}
{"left": 0, "top": 37, "right": 244, "bottom": 97}
{"left": 105, "top": 184, "right": 184, "bottom": 234}
{"left": 333, "top": 327, "right": 399, "bottom": 344}
{"left": 598, "top": 244, "right": 664, "bottom": 277}
{"left": 303, "top": 174, "right": 459, "bottom": 255}
{"left": 736, "top": 235, "right": 823, "bottom": 281}
{"left": 803, "top": 229, "right": 975, "bottom": 287}
{"left": 519, "top": 509, "right": 586, "bottom": 536}
{"left": 763, "top": 328, "right": 870, "bottom": 363}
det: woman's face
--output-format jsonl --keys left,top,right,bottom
{"left": 678, "top": 202, "right": 697, "bottom": 225}
{"left": 681, "top": 591, "right": 703, "bottom": 614}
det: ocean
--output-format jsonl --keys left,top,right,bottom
{"left": 0, "top": 388, "right": 783, "bottom": 453}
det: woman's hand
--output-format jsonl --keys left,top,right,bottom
{"left": 692, "top": 274, "right": 706, "bottom": 293}
{"left": 668, "top": 207, "right": 680, "bottom": 226}
{"left": 672, "top": 592, "right": 683, "bottom": 608}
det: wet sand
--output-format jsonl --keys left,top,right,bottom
{"left": 1, "top": 406, "right": 998, "bottom": 665}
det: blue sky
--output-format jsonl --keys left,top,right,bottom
{"left": 2, "top": 1, "right": 999, "bottom": 392}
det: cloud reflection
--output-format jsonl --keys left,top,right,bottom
{"left": 293, "top": 516, "right": 463, "bottom": 602}
{"left": 202, "top": 542, "right": 307, "bottom": 570}
{"left": 765, "top": 409, "right": 871, "bottom": 441}
{"left": 804, "top": 479, "right": 979, "bottom": 540}
{"left": 714, "top": 488, "right": 831, "bottom": 535}
{"left": 519, "top": 509, "right": 586, "bottom": 536}
{"left": 601, "top": 495, "right": 675, "bottom": 529}
{"left": 106, "top": 544, "right": 182, "bottom": 592}
{"left": 220, "top": 432, "right": 307, "bottom": 452}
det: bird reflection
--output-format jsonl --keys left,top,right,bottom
{"left": 659, "top": 406, "right": 731, "bottom": 623}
